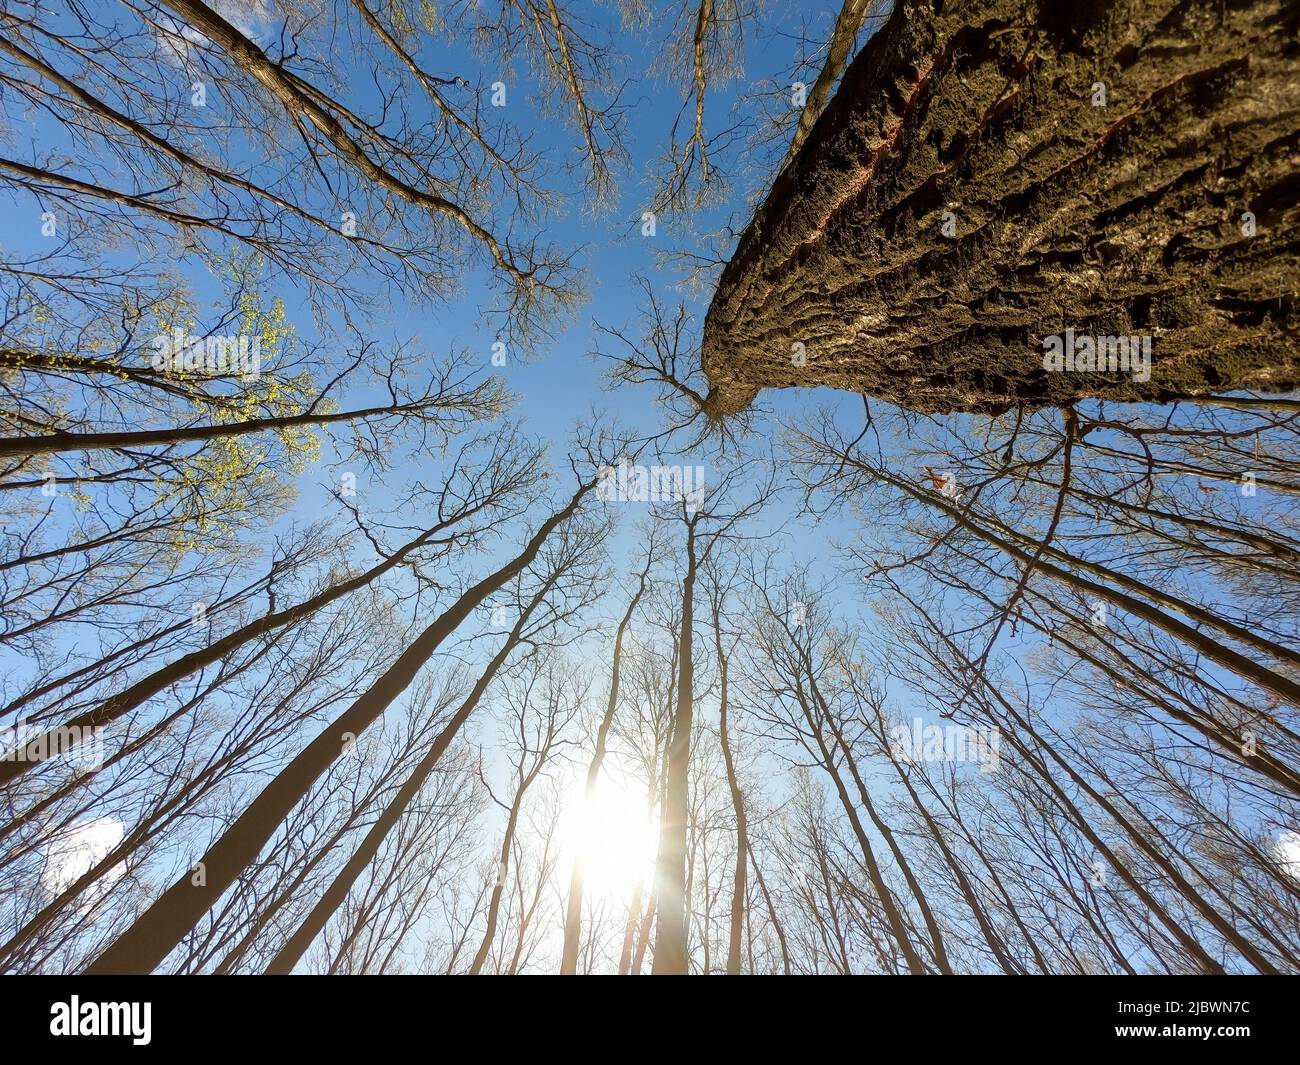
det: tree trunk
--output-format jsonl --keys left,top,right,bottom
{"left": 0, "top": 395, "right": 460, "bottom": 458}
{"left": 916, "top": 599, "right": 1276, "bottom": 973}
{"left": 262, "top": 582, "right": 554, "bottom": 974}
{"left": 744, "top": 837, "right": 791, "bottom": 975}
{"left": 0, "top": 516, "right": 464, "bottom": 789}
{"left": 651, "top": 520, "right": 697, "bottom": 974}
{"left": 469, "top": 795, "right": 528, "bottom": 975}
{"left": 794, "top": 684, "right": 928, "bottom": 974}
{"left": 712, "top": 595, "right": 746, "bottom": 975}
{"left": 560, "top": 552, "right": 652, "bottom": 973}
{"left": 83, "top": 479, "right": 594, "bottom": 974}
{"left": 702, "top": 0, "right": 1300, "bottom": 415}
{"left": 865, "top": 456, "right": 1300, "bottom": 707}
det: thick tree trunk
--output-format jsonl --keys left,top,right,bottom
{"left": 702, "top": 0, "right": 1300, "bottom": 415}
{"left": 261, "top": 583, "right": 553, "bottom": 974}
{"left": 83, "top": 480, "right": 594, "bottom": 974}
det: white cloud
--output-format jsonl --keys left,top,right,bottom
{"left": 1273, "top": 829, "right": 1300, "bottom": 882}
{"left": 41, "top": 816, "right": 126, "bottom": 901}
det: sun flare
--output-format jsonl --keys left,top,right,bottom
{"left": 559, "top": 775, "right": 659, "bottom": 900}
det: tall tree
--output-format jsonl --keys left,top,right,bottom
{"left": 84, "top": 470, "right": 603, "bottom": 973}
{"left": 560, "top": 532, "right": 656, "bottom": 973}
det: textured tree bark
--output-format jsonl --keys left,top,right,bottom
{"left": 702, "top": 0, "right": 1300, "bottom": 415}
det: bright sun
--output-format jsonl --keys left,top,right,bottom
{"left": 558, "top": 774, "right": 659, "bottom": 899}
